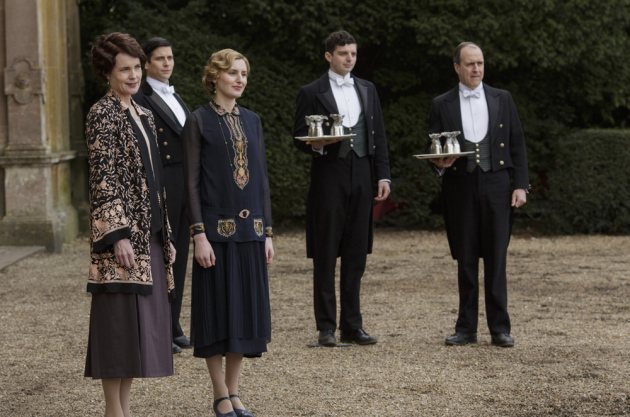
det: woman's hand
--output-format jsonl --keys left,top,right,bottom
{"left": 193, "top": 233, "right": 216, "bottom": 268}
{"left": 114, "top": 238, "right": 137, "bottom": 268}
{"left": 265, "top": 237, "right": 274, "bottom": 265}
{"left": 168, "top": 241, "right": 176, "bottom": 264}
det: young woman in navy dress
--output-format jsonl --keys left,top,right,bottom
{"left": 182, "top": 49, "right": 273, "bottom": 417}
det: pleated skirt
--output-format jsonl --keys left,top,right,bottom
{"left": 84, "top": 234, "right": 173, "bottom": 379}
{"left": 191, "top": 240, "right": 271, "bottom": 358}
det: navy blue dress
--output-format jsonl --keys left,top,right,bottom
{"left": 182, "top": 102, "right": 272, "bottom": 358}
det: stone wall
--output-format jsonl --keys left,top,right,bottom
{"left": 0, "top": 0, "right": 85, "bottom": 252}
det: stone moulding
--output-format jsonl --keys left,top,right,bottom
{"left": 0, "top": 149, "right": 76, "bottom": 166}
{"left": 4, "top": 56, "right": 43, "bottom": 105}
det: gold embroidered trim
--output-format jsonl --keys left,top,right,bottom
{"left": 227, "top": 117, "right": 249, "bottom": 189}
{"left": 91, "top": 199, "right": 129, "bottom": 243}
{"left": 254, "top": 218, "right": 264, "bottom": 237}
{"left": 210, "top": 101, "right": 249, "bottom": 190}
{"left": 217, "top": 219, "right": 236, "bottom": 237}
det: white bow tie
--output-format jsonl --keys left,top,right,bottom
{"left": 462, "top": 89, "right": 480, "bottom": 99}
{"left": 158, "top": 85, "right": 175, "bottom": 95}
{"left": 335, "top": 77, "right": 354, "bottom": 87}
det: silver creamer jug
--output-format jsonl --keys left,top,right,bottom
{"left": 429, "top": 133, "right": 443, "bottom": 154}
{"left": 329, "top": 114, "right": 345, "bottom": 136}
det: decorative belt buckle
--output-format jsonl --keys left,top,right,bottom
{"left": 239, "top": 209, "right": 250, "bottom": 219}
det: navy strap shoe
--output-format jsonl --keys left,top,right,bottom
{"left": 230, "top": 394, "right": 255, "bottom": 417}
{"left": 213, "top": 397, "right": 237, "bottom": 417}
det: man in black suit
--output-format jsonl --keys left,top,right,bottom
{"left": 134, "top": 37, "right": 191, "bottom": 354}
{"left": 429, "top": 42, "right": 529, "bottom": 348}
{"left": 293, "top": 30, "right": 391, "bottom": 347}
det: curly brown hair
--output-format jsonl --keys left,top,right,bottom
{"left": 324, "top": 30, "right": 357, "bottom": 54}
{"left": 202, "top": 49, "right": 250, "bottom": 95}
{"left": 91, "top": 32, "right": 145, "bottom": 81}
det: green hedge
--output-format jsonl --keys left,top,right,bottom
{"left": 78, "top": 0, "right": 630, "bottom": 231}
{"left": 547, "top": 129, "right": 630, "bottom": 234}
{"left": 376, "top": 95, "right": 443, "bottom": 228}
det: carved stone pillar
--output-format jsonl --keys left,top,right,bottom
{"left": 66, "top": 0, "right": 88, "bottom": 231}
{"left": 0, "top": 0, "right": 80, "bottom": 252}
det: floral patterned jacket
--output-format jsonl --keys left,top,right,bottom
{"left": 86, "top": 94, "right": 174, "bottom": 295}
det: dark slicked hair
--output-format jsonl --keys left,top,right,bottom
{"left": 91, "top": 32, "right": 145, "bottom": 80}
{"left": 142, "top": 37, "right": 172, "bottom": 61}
{"left": 324, "top": 30, "right": 357, "bottom": 54}
{"left": 453, "top": 41, "right": 481, "bottom": 64}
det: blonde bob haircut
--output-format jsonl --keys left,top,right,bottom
{"left": 202, "top": 48, "right": 250, "bottom": 95}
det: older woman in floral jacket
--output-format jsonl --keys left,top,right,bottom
{"left": 86, "top": 88, "right": 175, "bottom": 294}
{"left": 84, "top": 32, "right": 175, "bottom": 417}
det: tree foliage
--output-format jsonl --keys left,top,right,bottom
{"left": 79, "top": 0, "right": 630, "bottom": 229}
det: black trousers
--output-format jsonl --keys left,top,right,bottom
{"left": 164, "top": 165, "right": 190, "bottom": 339}
{"left": 443, "top": 168, "right": 512, "bottom": 335}
{"left": 308, "top": 153, "right": 373, "bottom": 331}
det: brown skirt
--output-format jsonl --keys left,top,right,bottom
{"left": 84, "top": 234, "right": 173, "bottom": 379}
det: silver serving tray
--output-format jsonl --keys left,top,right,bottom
{"left": 294, "top": 133, "right": 355, "bottom": 142}
{"left": 413, "top": 151, "right": 475, "bottom": 160}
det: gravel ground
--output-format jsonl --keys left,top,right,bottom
{"left": 0, "top": 229, "right": 628, "bottom": 416}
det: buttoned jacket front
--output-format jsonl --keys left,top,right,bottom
{"left": 428, "top": 83, "right": 528, "bottom": 189}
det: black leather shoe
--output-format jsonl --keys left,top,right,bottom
{"left": 340, "top": 328, "right": 377, "bottom": 345}
{"left": 173, "top": 335, "right": 192, "bottom": 349}
{"left": 318, "top": 329, "right": 336, "bottom": 347}
{"left": 445, "top": 332, "right": 477, "bottom": 346}
{"left": 172, "top": 342, "right": 182, "bottom": 354}
{"left": 491, "top": 333, "right": 514, "bottom": 347}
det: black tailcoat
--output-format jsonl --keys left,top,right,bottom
{"left": 293, "top": 73, "right": 390, "bottom": 331}
{"left": 134, "top": 82, "right": 191, "bottom": 339}
{"left": 428, "top": 83, "right": 528, "bottom": 334}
